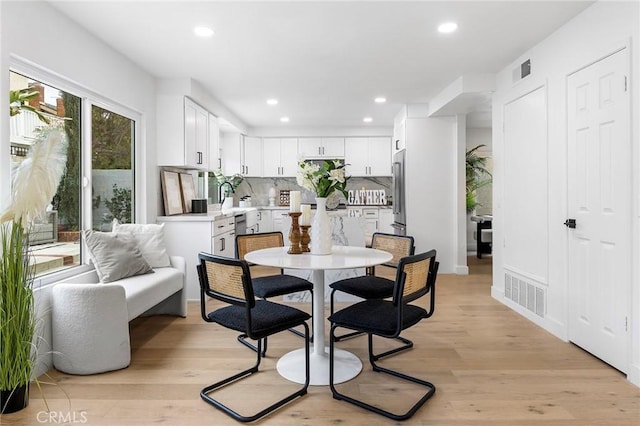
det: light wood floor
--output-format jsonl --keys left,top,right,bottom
{"left": 4, "top": 257, "right": 639, "bottom": 425}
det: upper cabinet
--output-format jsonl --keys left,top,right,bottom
{"left": 345, "top": 137, "right": 392, "bottom": 176}
{"left": 157, "top": 96, "right": 209, "bottom": 169}
{"left": 243, "top": 136, "right": 263, "bottom": 177}
{"left": 208, "top": 113, "right": 221, "bottom": 170}
{"left": 220, "top": 132, "right": 242, "bottom": 175}
{"left": 392, "top": 119, "right": 406, "bottom": 153}
{"left": 298, "top": 137, "right": 344, "bottom": 158}
{"left": 263, "top": 138, "right": 299, "bottom": 177}
{"left": 220, "top": 134, "right": 262, "bottom": 176}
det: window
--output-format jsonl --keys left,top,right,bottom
{"left": 8, "top": 71, "right": 138, "bottom": 280}
{"left": 91, "top": 105, "right": 135, "bottom": 230}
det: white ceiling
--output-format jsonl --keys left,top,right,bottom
{"left": 48, "top": 0, "right": 593, "bottom": 130}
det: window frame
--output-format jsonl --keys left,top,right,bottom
{"left": 8, "top": 57, "right": 144, "bottom": 289}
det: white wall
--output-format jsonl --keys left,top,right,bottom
{"left": 492, "top": 0, "right": 640, "bottom": 385}
{"left": 405, "top": 115, "right": 465, "bottom": 274}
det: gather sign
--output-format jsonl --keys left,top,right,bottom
{"left": 347, "top": 189, "right": 386, "bottom": 206}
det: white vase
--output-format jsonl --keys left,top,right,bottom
{"left": 221, "top": 196, "right": 234, "bottom": 210}
{"left": 311, "top": 197, "right": 332, "bottom": 255}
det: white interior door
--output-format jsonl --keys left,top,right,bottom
{"left": 567, "top": 48, "right": 630, "bottom": 373}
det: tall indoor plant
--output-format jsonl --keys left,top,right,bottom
{"left": 466, "top": 144, "right": 492, "bottom": 213}
{"left": 1, "top": 92, "right": 68, "bottom": 413}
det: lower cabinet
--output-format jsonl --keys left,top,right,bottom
{"left": 256, "top": 210, "right": 272, "bottom": 233}
{"left": 158, "top": 215, "right": 234, "bottom": 300}
{"left": 212, "top": 216, "right": 235, "bottom": 258}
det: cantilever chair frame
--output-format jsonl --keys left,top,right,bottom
{"left": 197, "top": 252, "right": 310, "bottom": 423}
{"left": 329, "top": 250, "right": 439, "bottom": 421}
{"left": 330, "top": 232, "right": 416, "bottom": 360}
{"left": 235, "top": 231, "right": 314, "bottom": 356}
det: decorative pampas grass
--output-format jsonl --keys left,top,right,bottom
{"left": 1, "top": 127, "right": 68, "bottom": 225}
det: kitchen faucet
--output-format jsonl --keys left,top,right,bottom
{"left": 219, "top": 181, "right": 235, "bottom": 204}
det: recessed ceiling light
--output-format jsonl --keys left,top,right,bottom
{"left": 267, "top": 99, "right": 278, "bottom": 105}
{"left": 194, "top": 26, "right": 215, "bottom": 37}
{"left": 280, "top": 117, "right": 290, "bottom": 123}
{"left": 363, "top": 117, "right": 373, "bottom": 123}
{"left": 438, "top": 22, "right": 458, "bottom": 34}
{"left": 374, "top": 97, "right": 386, "bottom": 103}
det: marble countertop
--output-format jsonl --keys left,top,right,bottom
{"left": 157, "top": 207, "right": 257, "bottom": 222}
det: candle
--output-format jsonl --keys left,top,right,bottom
{"left": 289, "top": 191, "right": 301, "bottom": 212}
{"left": 300, "top": 204, "right": 311, "bottom": 226}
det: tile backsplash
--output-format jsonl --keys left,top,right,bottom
{"left": 235, "top": 176, "right": 392, "bottom": 207}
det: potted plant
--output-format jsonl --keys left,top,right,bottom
{"left": 466, "top": 144, "right": 492, "bottom": 213}
{"left": 1, "top": 92, "right": 68, "bottom": 413}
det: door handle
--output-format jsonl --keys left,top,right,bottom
{"left": 564, "top": 219, "right": 576, "bottom": 229}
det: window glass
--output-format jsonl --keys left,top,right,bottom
{"left": 8, "top": 71, "right": 137, "bottom": 278}
{"left": 91, "top": 105, "right": 134, "bottom": 230}
{"left": 10, "top": 71, "right": 81, "bottom": 276}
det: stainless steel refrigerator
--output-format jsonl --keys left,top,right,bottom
{"left": 391, "top": 149, "right": 406, "bottom": 235}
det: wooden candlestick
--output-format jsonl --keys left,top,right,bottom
{"left": 300, "top": 225, "right": 311, "bottom": 252}
{"left": 287, "top": 212, "right": 302, "bottom": 254}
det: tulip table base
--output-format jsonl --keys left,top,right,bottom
{"left": 277, "top": 347, "right": 362, "bottom": 386}
{"left": 243, "top": 246, "right": 392, "bottom": 386}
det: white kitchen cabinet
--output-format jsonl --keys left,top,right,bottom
{"left": 220, "top": 132, "right": 242, "bottom": 174}
{"left": 263, "top": 138, "right": 299, "bottom": 176}
{"left": 157, "top": 96, "right": 209, "bottom": 169}
{"left": 393, "top": 119, "right": 406, "bottom": 153}
{"left": 256, "top": 210, "right": 272, "bottom": 233}
{"left": 156, "top": 218, "right": 214, "bottom": 300}
{"left": 298, "top": 137, "right": 344, "bottom": 158}
{"left": 208, "top": 113, "right": 221, "bottom": 170}
{"left": 272, "top": 210, "right": 289, "bottom": 234}
{"left": 221, "top": 134, "right": 262, "bottom": 177}
{"left": 212, "top": 216, "right": 236, "bottom": 258}
{"left": 379, "top": 208, "right": 394, "bottom": 234}
{"left": 243, "top": 136, "right": 263, "bottom": 177}
{"left": 345, "top": 137, "right": 392, "bottom": 176}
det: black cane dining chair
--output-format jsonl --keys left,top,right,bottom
{"left": 329, "top": 249, "right": 439, "bottom": 421}
{"left": 196, "top": 252, "right": 310, "bottom": 423}
{"left": 236, "top": 232, "right": 313, "bottom": 356}
{"left": 329, "top": 232, "right": 415, "bottom": 360}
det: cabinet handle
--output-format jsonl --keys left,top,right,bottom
{"left": 395, "top": 140, "right": 399, "bottom": 150}
{"left": 221, "top": 237, "right": 225, "bottom": 252}
{"left": 246, "top": 165, "right": 249, "bottom": 174}
{"left": 218, "top": 158, "right": 222, "bottom": 169}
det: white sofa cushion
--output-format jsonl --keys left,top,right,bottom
{"left": 120, "top": 266, "right": 183, "bottom": 320}
{"left": 83, "top": 230, "right": 153, "bottom": 283}
{"left": 112, "top": 219, "right": 171, "bottom": 268}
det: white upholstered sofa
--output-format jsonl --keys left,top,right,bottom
{"left": 51, "top": 222, "right": 187, "bottom": 375}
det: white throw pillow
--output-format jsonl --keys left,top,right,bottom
{"left": 111, "top": 219, "right": 171, "bottom": 268}
{"left": 82, "top": 230, "right": 154, "bottom": 283}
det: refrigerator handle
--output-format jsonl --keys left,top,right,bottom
{"left": 392, "top": 161, "right": 401, "bottom": 215}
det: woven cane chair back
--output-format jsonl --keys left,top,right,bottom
{"left": 199, "top": 253, "right": 254, "bottom": 306}
{"left": 394, "top": 250, "right": 437, "bottom": 305}
{"left": 372, "top": 233, "right": 415, "bottom": 269}
{"left": 236, "top": 232, "right": 284, "bottom": 261}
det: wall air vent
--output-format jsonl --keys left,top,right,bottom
{"left": 512, "top": 58, "right": 532, "bottom": 83}
{"left": 504, "top": 271, "right": 545, "bottom": 317}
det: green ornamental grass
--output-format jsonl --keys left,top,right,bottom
{"left": 0, "top": 221, "right": 35, "bottom": 392}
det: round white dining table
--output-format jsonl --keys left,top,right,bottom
{"left": 244, "top": 245, "right": 393, "bottom": 386}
